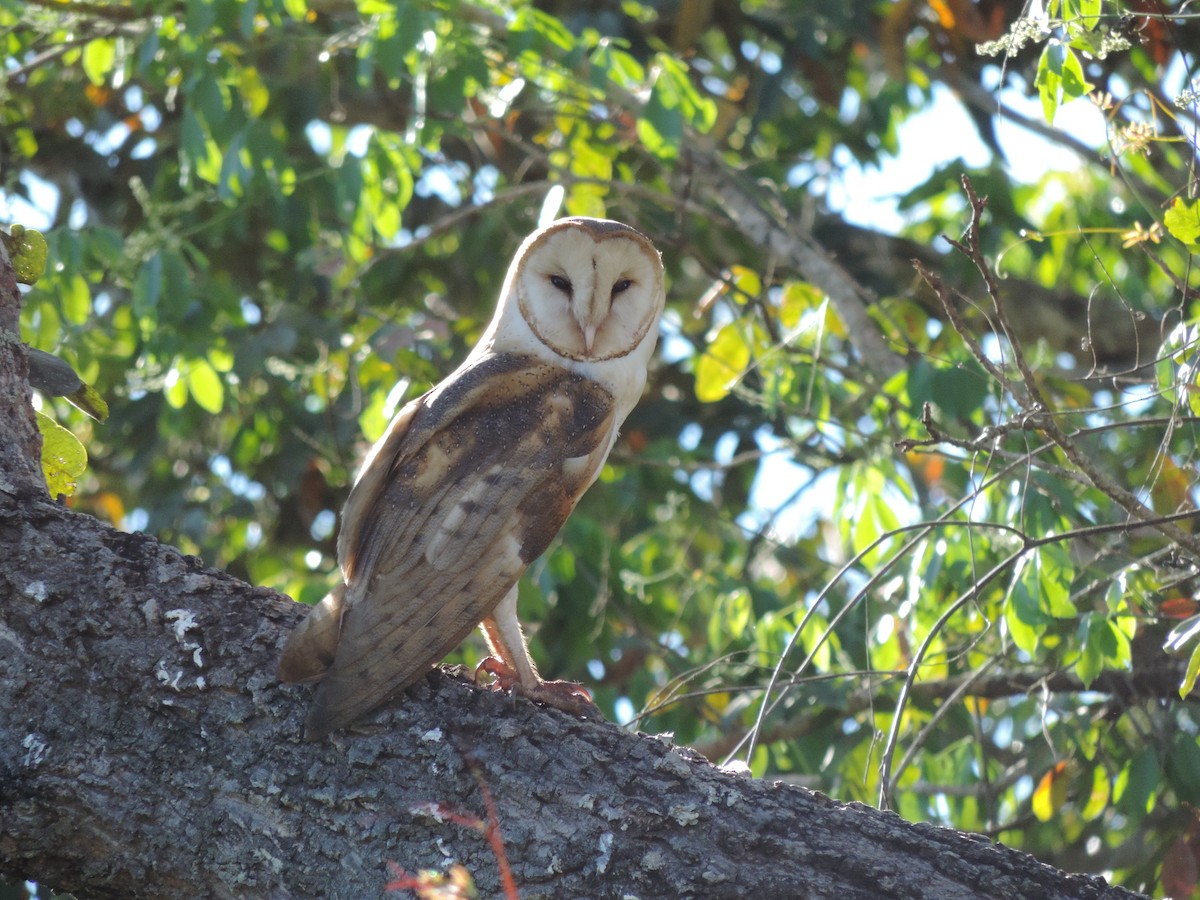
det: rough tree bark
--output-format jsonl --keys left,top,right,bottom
{"left": 0, "top": 248, "right": 1142, "bottom": 899}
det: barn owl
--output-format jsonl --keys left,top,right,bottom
{"left": 278, "top": 217, "right": 665, "bottom": 739}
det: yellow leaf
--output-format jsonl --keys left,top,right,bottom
{"left": 779, "top": 281, "right": 822, "bottom": 330}
{"left": 1032, "top": 761, "right": 1070, "bottom": 822}
{"left": 728, "top": 265, "right": 762, "bottom": 303}
{"left": 92, "top": 491, "right": 126, "bottom": 525}
{"left": 694, "top": 322, "right": 750, "bottom": 402}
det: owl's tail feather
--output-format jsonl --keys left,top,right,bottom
{"left": 277, "top": 582, "right": 346, "bottom": 686}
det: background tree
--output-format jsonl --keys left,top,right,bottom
{"left": 2, "top": 0, "right": 1199, "bottom": 895}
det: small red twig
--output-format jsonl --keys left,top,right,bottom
{"left": 386, "top": 744, "right": 519, "bottom": 900}
{"left": 463, "top": 749, "right": 519, "bottom": 900}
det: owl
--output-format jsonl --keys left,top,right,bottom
{"left": 278, "top": 217, "right": 665, "bottom": 739}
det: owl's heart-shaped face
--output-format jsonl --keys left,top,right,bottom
{"left": 513, "top": 218, "right": 664, "bottom": 362}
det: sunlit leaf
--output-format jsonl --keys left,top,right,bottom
{"left": 1077, "top": 0, "right": 1101, "bottom": 28}
{"left": 1076, "top": 613, "right": 1125, "bottom": 687}
{"left": 510, "top": 7, "right": 577, "bottom": 53}
{"left": 1182, "top": 643, "right": 1200, "bottom": 699}
{"left": 728, "top": 266, "right": 761, "bottom": 303}
{"left": 1080, "top": 764, "right": 1110, "bottom": 821}
{"left": 63, "top": 274, "right": 90, "bottom": 325}
{"left": 4, "top": 225, "right": 48, "bottom": 284}
{"left": 1034, "top": 42, "right": 1090, "bottom": 124}
{"left": 1164, "top": 197, "right": 1200, "bottom": 248}
{"left": 694, "top": 323, "right": 750, "bottom": 403}
{"left": 36, "top": 411, "right": 87, "bottom": 498}
{"left": 779, "top": 281, "right": 822, "bottom": 330}
{"left": 82, "top": 38, "right": 116, "bottom": 86}
{"left": 188, "top": 358, "right": 225, "bottom": 414}
{"left": 1032, "top": 761, "right": 1069, "bottom": 822}
{"left": 239, "top": 65, "right": 270, "bottom": 117}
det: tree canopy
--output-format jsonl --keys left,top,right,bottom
{"left": 3, "top": 0, "right": 1200, "bottom": 895}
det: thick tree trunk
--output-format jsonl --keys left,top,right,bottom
{"left": 0, "top": 250, "right": 1141, "bottom": 899}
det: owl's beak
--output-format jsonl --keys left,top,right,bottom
{"left": 582, "top": 324, "right": 597, "bottom": 354}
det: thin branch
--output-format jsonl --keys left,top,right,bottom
{"left": 19, "top": 0, "right": 143, "bottom": 20}
{"left": 949, "top": 175, "right": 1200, "bottom": 562}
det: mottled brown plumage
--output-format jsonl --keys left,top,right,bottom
{"left": 278, "top": 218, "right": 664, "bottom": 739}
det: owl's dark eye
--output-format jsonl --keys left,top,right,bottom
{"left": 612, "top": 278, "right": 633, "bottom": 296}
{"left": 549, "top": 274, "right": 572, "bottom": 294}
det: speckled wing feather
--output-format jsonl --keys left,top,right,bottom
{"left": 301, "top": 352, "right": 616, "bottom": 738}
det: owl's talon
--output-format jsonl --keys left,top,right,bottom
{"left": 474, "top": 656, "right": 517, "bottom": 690}
{"left": 474, "top": 658, "right": 602, "bottom": 718}
{"left": 524, "top": 679, "right": 603, "bottom": 719}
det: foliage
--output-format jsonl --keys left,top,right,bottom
{"left": 3, "top": 0, "right": 1200, "bottom": 894}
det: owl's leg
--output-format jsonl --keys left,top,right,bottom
{"left": 479, "top": 585, "right": 540, "bottom": 687}
{"left": 477, "top": 586, "right": 601, "bottom": 718}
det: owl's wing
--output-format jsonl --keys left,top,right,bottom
{"left": 303, "top": 352, "right": 617, "bottom": 738}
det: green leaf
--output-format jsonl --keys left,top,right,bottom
{"left": 1035, "top": 43, "right": 1063, "bottom": 124}
{"left": 239, "top": 65, "right": 270, "bottom": 117}
{"left": 1115, "top": 748, "right": 1160, "bottom": 818}
{"left": 11, "top": 127, "right": 38, "bottom": 159}
{"left": 82, "top": 38, "right": 116, "bottom": 86}
{"left": 1165, "top": 734, "right": 1200, "bottom": 804}
{"left": 639, "top": 65, "right": 685, "bottom": 160}
{"left": 4, "top": 225, "right": 48, "bottom": 284}
{"left": 133, "top": 252, "right": 163, "bottom": 319}
{"left": 36, "top": 411, "right": 87, "bottom": 498}
{"left": 1077, "top": 0, "right": 1101, "bottom": 29}
{"left": 930, "top": 359, "right": 989, "bottom": 420}
{"left": 1164, "top": 198, "right": 1200, "bottom": 247}
{"left": 218, "top": 131, "right": 249, "bottom": 200}
{"left": 194, "top": 71, "right": 230, "bottom": 136}
{"left": 1007, "top": 552, "right": 1059, "bottom": 654}
{"left": 728, "top": 265, "right": 762, "bottom": 303}
{"left": 590, "top": 41, "right": 644, "bottom": 90}
{"left": 1181, "top": 641, "right": 1200, "bottom": 699}
{"left": 186, "top": 0, "right": 216, "bottom": 33}
{"left": 724, "top": 589, "right": 752, "bottom": 640}
{"left": 1076, "top": 613, "right": 1123, "bottom": 687}
{"left": 510, "top": 8, "right": 576, "bottom": 53}
{"left": 1035, "top": 42, "right": 1092, "bottom": 124}
{"left": 846, "top": 466, "right": 903, "bottom": 566}
{"left": 188, "top": 358, "right": 225, "bottom": 414}
{"left": 1036, "top": 545, "right": 1076, "bottom": 618}
{"left": 164, "top": 362, "right": 189, "bottom": 409}
{"left": 63, "top": 273, "right": 91, "bottom": 325}
{"left": 654, "top": 54, "right": 716, "bottom": 133}
{"left": 1080, "top": 764, "right": 1110, "bottom": 821}
{"left": 779, "top": 281, "right": 822, "bottom": 330}
{"left": 694, "top": 323, "right": 750, "bottom": 402}
{"left": 637, "top": 55, "right": 716, "bottom": 159}
{"left": 1059, "top": 45, "right": 1092, "bottom": 102}
{"left": 376, "top": 4, "right": 431, "bottom": 81}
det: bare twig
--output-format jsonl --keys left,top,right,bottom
{"left": 945, "top": 175, "right": 1200, "bottom": 562}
